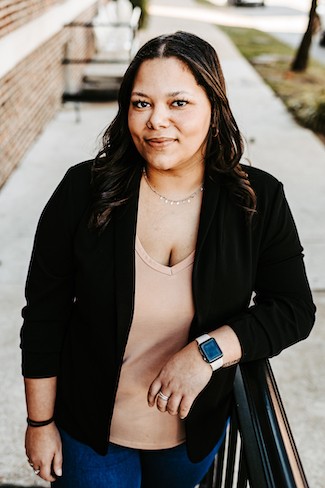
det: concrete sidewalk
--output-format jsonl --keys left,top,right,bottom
{"left": 0, "top": 0, "right": 324, "bottom": 486}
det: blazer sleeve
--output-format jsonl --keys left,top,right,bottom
{"left": 228, "top": 181, "right": 316, "bottom": 362}
{"left": 20, "top": 163, "right": 90, "bottom": 377}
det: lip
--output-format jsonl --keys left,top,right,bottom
{"left": 145, "top": 137, "right": 176, "bottom": 147}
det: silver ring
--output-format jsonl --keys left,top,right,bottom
{"left": 33, "top": 468, "right": 40, "bottom": 475}
{"left": 158, "top": 391, "right": 170, "bottom": 402}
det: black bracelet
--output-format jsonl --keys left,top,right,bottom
{"left": 26, "top": 416, "right": 54, "bottom": 427}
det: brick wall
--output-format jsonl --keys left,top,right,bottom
{"left": 0, "top": 0, "right": 64, "bottom": 38}
{"left": 63, "top": 14, "right": 97, "bottom": 95}
{"left": 0, "top": 2, "right": 99, "bottom": 187}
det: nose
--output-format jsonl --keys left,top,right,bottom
{"left": 147, "top": 104, "right": 170, "bottom": 130}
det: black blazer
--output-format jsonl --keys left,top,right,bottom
{"left": 21, "top": 160, "right": 315, "bottom": 462}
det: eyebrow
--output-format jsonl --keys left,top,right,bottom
{"left": 130, "top": 90, "right": 192, "bottom": 98}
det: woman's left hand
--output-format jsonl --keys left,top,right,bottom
{"left": 147, "top": 341, "right": 212, "bottom": 419}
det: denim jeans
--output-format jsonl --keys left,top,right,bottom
{"left": 52, "top": 425, "right": 227, "bottom": 488}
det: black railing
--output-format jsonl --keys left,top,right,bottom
{"left": 200, "top": 360, "right": 309, "bottom": 488}
{"left": 62, "top": 12, "right": 141, "bottom": 106}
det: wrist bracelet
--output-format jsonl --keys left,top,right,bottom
{"left": 26, "top": 416, "right": 54, "bottom": 427}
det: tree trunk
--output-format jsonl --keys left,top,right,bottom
{"left": 291, "top": 0, "right": 318, "bottom": 72}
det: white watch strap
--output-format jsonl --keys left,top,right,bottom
{"left": 196, "top": 334, "right": 224, "bottom": 371}
{"left": 210, "top": 356, "right": 224, "bottom": 371}
{"left": 196, "top": 333, "right": 211, "bottom": 345}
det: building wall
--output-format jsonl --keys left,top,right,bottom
{"left": 0, "top": 0, "right": 63, "bottom": 39}
{"left": 0, "top": 0, "right": 100, "bottom": 187}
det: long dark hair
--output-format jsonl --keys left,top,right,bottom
{"left": 90, "top": 31, "right": 256, "bottom": 230}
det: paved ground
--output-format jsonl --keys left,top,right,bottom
{"left": 0, "top": 0, "right": 324, "bottom": 486}
{"left": 207, "top": 0, "right": 325, "bottom": 66}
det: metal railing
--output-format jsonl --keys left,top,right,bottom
{"left": 62, "top": 5, "right": 141, "bottom": 64}
{"left": 62, "top": 7, "right": 141, "bottom": 106}
{"left": 200, "top": 360, "right": 309, "bottom": 488}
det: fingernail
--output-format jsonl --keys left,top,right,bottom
{"left": 56, "top": 468, "right": 62, "bottom": 476}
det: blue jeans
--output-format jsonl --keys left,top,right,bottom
{"left": 52, "top": 426, "right": 227, "bottom": 488}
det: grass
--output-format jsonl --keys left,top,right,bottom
{"left": 218, "top": 25, "right": 325, "bottom": 138}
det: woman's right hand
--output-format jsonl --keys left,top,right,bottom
{"left": 25, "top": 422, "right": 63, "bottom": 482}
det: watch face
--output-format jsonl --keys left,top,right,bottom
{"left": 200, "top": 338, "right": 223, "bottom": 363}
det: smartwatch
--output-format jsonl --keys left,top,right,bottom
{"left": 196, "top": 334, "right": 224, "bottom": 371}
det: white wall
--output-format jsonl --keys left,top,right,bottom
{"left": 0, "top": 0, "right": 98, "bottom": 79}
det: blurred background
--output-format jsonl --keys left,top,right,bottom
{"left": 0, "top": 0, "right": 324, "bottom": 189}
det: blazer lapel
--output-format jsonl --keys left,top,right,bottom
{"left": 114, "top": 170, "right": 141, "bottom": 360}
{"left": 195, "top": 175, "right": 221, "bottom": 257}
{"left": 191, "top": 175, "right": 222, "bottom": 336}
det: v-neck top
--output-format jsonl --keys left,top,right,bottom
{"left": 109, "top": 236, "right": 195, "bottom": 449}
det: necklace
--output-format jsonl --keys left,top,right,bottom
{"left": 142, "top": 168, "right": 203, "bottom": 205}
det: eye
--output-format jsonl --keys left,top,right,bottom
{"left": 131, "top": 100, "right": 150, "bottom": 109}
{"left": 171, "top": 100, "right": 189, "bottom": 107}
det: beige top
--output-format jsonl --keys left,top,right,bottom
{"left": 109, "top": 236, "right": 195, "bottom": 449}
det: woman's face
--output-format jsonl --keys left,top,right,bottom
{"left": 128, "top": 57, "right": 212, "bottom": 173}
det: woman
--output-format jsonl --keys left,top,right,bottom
{"left": 21, "top": 31, "right": 315, "bottom": 487}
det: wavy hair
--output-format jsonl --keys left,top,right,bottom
{"left": 90, "top": 31, "right": 256, "bottom": 230}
